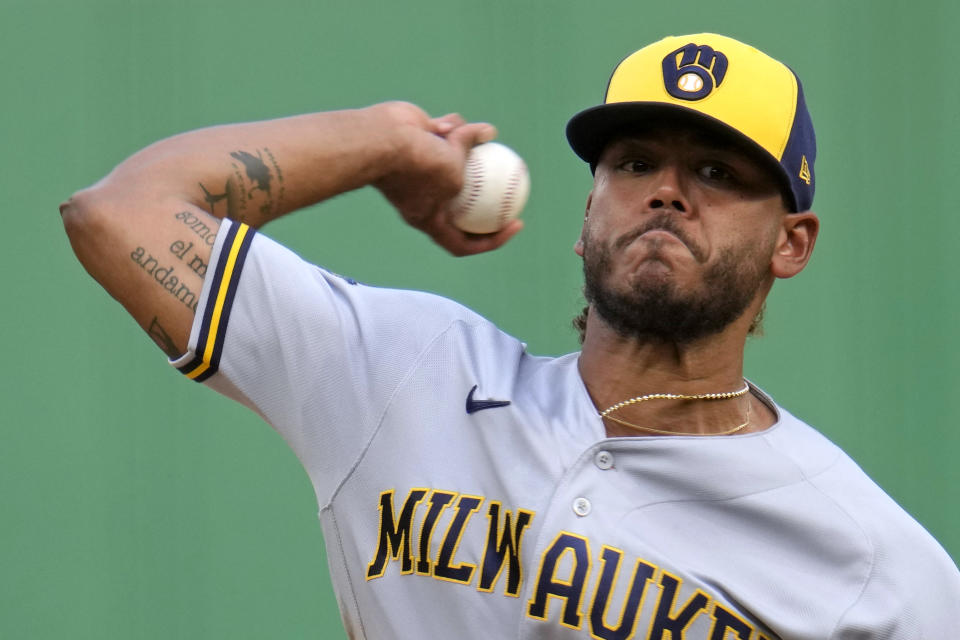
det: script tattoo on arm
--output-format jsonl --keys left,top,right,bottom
{"left": 128, "top": 210, "right": 220, "bottom": 326}
{"left": 148, "top": 316, "right": 181, "bottom": 358}
{"left": 206, "top": 147, "right": 285, "bottom": 225}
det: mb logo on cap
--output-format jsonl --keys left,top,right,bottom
{"left": 662, "top": 43, "right": 728, "bottom": 101}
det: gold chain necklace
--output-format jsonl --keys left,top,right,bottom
{"left": 599, "top": 382, "right": 752, "bottom": 437}
{"left": 603, "top": 397, "right": 752, "bottom": 436}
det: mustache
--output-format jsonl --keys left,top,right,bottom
{"left": 613, "top": 214, "right": 706, "bottom": 262}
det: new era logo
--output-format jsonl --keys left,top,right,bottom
{"left": 799, "top": 155, "right": 812, "bottom": 185}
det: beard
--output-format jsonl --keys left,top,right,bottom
{"left": 581, "top": 215, "right": 771, "bottom": 344}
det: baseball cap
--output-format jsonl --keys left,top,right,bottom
{"left": 566, "top": 33, "right": 816, "bottom": 212}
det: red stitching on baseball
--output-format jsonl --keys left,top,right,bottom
{"left": 460, "top": 155, "right": 484, "bottom": 212}
{"left": 498, "top": 164, "right": 526, "bottom": 222}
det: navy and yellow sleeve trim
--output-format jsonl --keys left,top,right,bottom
{"left": 177, "top": 222, "right": 255, "bottom": 383}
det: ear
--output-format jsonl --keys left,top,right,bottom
{"left": 771, "top": 211, "right": 819, "bottom": 279}
{"left": 574, "top": 192, "right": 592, "bottom": 257}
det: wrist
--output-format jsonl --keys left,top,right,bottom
{"left": 364, "top": 101, "right": 432, "bottom": 181}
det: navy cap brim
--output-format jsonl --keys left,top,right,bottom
{"left": 566, "top": 101, "right": 800, "bottom": 212}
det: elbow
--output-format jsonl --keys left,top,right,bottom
{"left": 60, "top": 185, "right": 122, "bottom": 267}
{"left": 61, "top": 184, "right": 127, "bottom": 242}
{"left": 60, "top": 187, "right": 102, "bottom": 240}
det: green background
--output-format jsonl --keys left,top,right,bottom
{"left": 3, "top": 0, "right": 958, "bottom": 637}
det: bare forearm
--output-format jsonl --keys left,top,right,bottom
{"left": 100, "top": 105, "right": 403, "bottom": 228}
{"left": 60, "top": 101, "right": 516, "bottom": 357}
{"left": 61, "top": 104, "right": 403, "bottom": 355}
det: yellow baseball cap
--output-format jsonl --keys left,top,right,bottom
{"left": 566, "top": 33, "right": 816, "bottom": 212}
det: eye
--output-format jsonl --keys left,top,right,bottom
{"left": 618, "top": 159, "right": 651, "bottom": 174}
{"left": 698, "top": 164, "right": 734, "bottom": 182}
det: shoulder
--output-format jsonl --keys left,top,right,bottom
{"left": 764, "top": 403, "right": 950, "bottom": 559}
{"left": 761, "top": 401, "right": 960, "bottom": 633}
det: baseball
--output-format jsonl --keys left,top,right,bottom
{"left": 450, "top": 142, "right": 530, "bottom": 234}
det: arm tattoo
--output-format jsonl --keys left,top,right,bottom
{"left": 198, "top": 180, "right": 229, "bottom": 217}
{"left": 223, "top": 147, "right": 285, "bottom": 221}
{"left": 148, "top": 316, "right": 181, "bottom": 358}
{"left": 262, "top": 147, "right": 285, "bottom": 212}
{"left": 130, "top": 244, "right": 200, "bottom": 312}
{"left": 129, "top": 210, "right": 217, "bottom": 314}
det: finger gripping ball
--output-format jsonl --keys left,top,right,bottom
{"left": 450, "top": 142, "right": 530, "bottom": 234}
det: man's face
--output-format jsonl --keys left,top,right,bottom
{"left": 577, "top": 123, "right": 789, "bottom": 344}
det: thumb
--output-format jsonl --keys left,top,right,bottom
{"left": 447, "top": 122, "right": 498, "bottom": 154}
{"left": 430, "top": 113, "right": 466, "bottom": 135}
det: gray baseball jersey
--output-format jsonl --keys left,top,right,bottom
{"left": 171, "top": 220, "right": 960, "bottom": 639}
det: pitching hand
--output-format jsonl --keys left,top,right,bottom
{"left": 371, "top": 102, "right": 523, "bottom": 256}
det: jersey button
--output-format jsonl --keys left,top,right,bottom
{"left": 595, "top": 450, "right": 614, "bottom": 470}
{"left": 572, "top": 497, "right": 592, "bottom": 517}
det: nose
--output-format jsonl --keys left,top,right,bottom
{"left": 645, "top": 166, "right": 689, "bottom": 214}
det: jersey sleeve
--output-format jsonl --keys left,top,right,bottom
{"left": 169, "top": 218, "right": 483, "bottom": 506}
{"left": 830, "top": 527, "right": 960, "bottom": 637}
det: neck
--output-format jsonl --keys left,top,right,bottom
{"left": 578, "top": 308, "right": 774, "bottom": 436}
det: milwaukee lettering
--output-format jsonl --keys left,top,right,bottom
{"left": 365, "top": 487, "right": 775, "bottom": 639}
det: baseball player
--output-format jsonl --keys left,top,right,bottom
{"left": 62, "top": 33, "right": 960, "bottom": 638}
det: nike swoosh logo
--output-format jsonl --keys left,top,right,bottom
{"left": 465, "top": 385, "right": 511, "bottom": 414}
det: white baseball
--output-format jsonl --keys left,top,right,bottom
{"left": 450, "top": 142, "right": 530, "bottom": 234}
